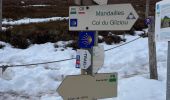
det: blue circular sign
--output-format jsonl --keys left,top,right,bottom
{"left": 145, "top": 18, "right": 152, "bottom": 25}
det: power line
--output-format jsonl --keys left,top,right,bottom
{"left": 0, "top": 58, "right": 75, "bottom": 68}
{"left": 0, "top": 36, "right": 142, "bottom": 69}
{"left": 104, "top": 36, "right": 141, "bottom": 52}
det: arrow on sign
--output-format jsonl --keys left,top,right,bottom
{"left": 57, "top": 73, "right": 118, "bottom": 100}
{"left": 69, "top": 4, "right": 139, "bottom": 31}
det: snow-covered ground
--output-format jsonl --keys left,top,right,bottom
{"left": 2, "top": 17, "right": 68, "bottom": 25}
{"left": 23, "top": 5, "right": 54, "bottom": 7}
{"left": 0, "top": 35, "right": 167, "bottom": 100}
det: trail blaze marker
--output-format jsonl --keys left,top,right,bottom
{"left": 79, "top": 31, "right": 95, "bottom": 48}
{"left": 57, "top": 73, "right": 118, "bottom": 100}
{"left": 76, "top": 49, "right": 91, "bottom": 69}
{"left": 145, "top": 18, "right": 152, "bottom": 25}
{"left": 70, "top": 19, "right": 78, "bottom": 27}
{"left": 69, "top": 4, "right": 139, "bottom": 31}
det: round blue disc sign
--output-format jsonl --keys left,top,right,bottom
{"left": 145, "top": 18, "right": 152, "bottom": 25}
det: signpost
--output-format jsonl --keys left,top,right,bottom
{"left": 69, "top": 4, "right": 139, "bottom": 31}
{"left": 148, "top": 16, "right": 158, "bottom": 80}
{"left": 57, "top": 3, "right": 139, "bottom": 100}
{"left": 57, "top": 73, "right": 117, "bottom": 100}
{"left": 155, "top": 1, "right": 170, "bottom": 100}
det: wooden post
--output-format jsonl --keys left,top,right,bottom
{"left": 80, "top": 0, "right": 86, "bottom": 75}
{"left": 145, "top": 0, "right": 150, "bottom": 18}
{"left": 78, "top": 0, "right": 97, "bottom": 75}
{"left": 148, "top": 16, "right": 158, "bottom": 80}
{"left": 86, "top": 31, "right": 98, "bottom": 76}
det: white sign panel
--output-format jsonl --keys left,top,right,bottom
{"left": 93, "top": 45, "right": 104, "bottom": 73}
{"left": 155, "top": 0, "right": 170, "bottom": 41}
{"left": 77, "top": 49, "right": 91, "bottom": 69}
{"left": 57, "top": 73, "right": 118, "bottom": 100}
{"left": 69, "top": 4, "right": 138, "bottom": 31}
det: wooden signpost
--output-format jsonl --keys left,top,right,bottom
{"left": 57, "top": 3, "right": 139, "bottom": 100}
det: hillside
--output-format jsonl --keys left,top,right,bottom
{"left": 1, "top": 0, "right": 158, "bottom": 49}
{"left": 3, "top": 0, "right": 69, "bottom": 19}
{"left": 3, "top": 0, "right": 159, "bottom": 20}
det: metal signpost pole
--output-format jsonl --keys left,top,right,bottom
{"left": 80, "top": 0, "right": 86, "bottom": 75}
{"left": 94, "top": 31, "right": 98, "bottom": 46}
{"left": 167, "top": 42, "right": 170, "bottom": 100}
{"left": 80, "top": 0, "right": 98, "bottom": 76}
{"left": 87, "top": 31, "right": 98, "bottom": 75}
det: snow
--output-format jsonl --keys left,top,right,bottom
{"left": 101, "top": 76, "right": 166, "bottom": 100}
{"left": 0, "top": 35, "right": 167, "bottom": 100}
{"left": 22, "top": 5, "right": 57, "bottom": 7}
{"left": 2, "top": 17, "right": 69, "bottom": 25}
{"left": 2, "top": 27, "right": 7, "bottom": 31}
{"left": 21, "top": 1, "right": 25, "bottom": 4}
{"left": 23, "top": 5, "right": 53, "bottom": 7}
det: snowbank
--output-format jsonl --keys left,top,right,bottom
{"left": 2, "top": 17, "right": 69, "bottom": 25}
{"left": 0, "top": 35, "right": 167, "bottom": 100}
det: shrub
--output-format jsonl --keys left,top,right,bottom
{"left": 65, "top": 40, "right": 79, "bottom": 50}
{"left": 104, "top": 35, "right": 124, "bottom": 45}
{"left": 0, "top": 44, "right": 5, "bottom": 49}
{"left": 105, "top": 36, "right": 114, "bottom": 45}
{"left": 0, "top": 20, "right": 80, "bottom": 49}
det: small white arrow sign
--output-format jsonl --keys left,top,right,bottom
{"left": 77, "top": 49, "right": 91, "bottom": 69}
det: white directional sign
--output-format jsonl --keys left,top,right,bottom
{"left": 69, "top": 4, "right": 139, "bottom": 31}
{"left": 57, "top": 73, "right": 118, "bottom": 100}
{"left": 93, "top": 45, "right": 104, "bottom": 73}
{"left": 77, "top": 49, "right": 91, "bottom": 69}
